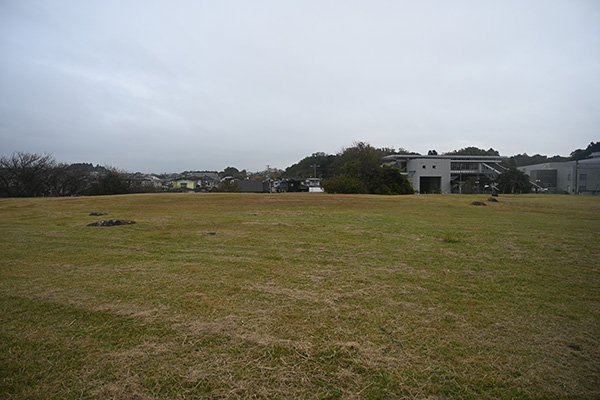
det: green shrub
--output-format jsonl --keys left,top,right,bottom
{"left": 322, "top": 176, "right": 367, "bottom": 194}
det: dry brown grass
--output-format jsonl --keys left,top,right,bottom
{"left": 1, "top": 193, "right": 599, "bottom": 399}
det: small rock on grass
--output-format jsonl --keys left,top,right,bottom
{"left": 470, "top": 201, "right": 487, "bottom": 206}
{"left": 87, "top": 219, "right": 136, "bottom": 227}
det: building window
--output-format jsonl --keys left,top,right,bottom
{"left": 580, "top": 174, "right": 587, "bottom": 181}
{"left": 181, "top": 183, "right": 187, "bottom": 188}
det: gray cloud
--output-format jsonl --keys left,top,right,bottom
{"left": 1, "top": 0, "right": 599, "bottom": 172}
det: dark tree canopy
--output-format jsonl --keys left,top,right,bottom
{"left": 570, "top": 142, "right": 600, "bottom": 161}
{"left": 504, "top": 143, "right": 600, "bottom": 167}
{"left": 283, "top": 152, "right": 337, "bottom": 179}
{"left": 444, "top": 147, "right": 500, "bottom": 156}
{"left": 506, "top": 153, "right": 568, "bottom": 168}
{"left": 321, "top": 176, "right": 367, "bottom": 194}
{"left": 338, "top": 142, "right": 388, "bottom": 180}
{"left": 364, "top": 166, "right": 414, "bottom": 195}
{"left": 322, "top": 142, "right": 413, "bottom": 195}
{"left": 220, "top": 166, "right": 247, "bottom": 179}
{"left": 497, "top": 167, "right": 532, "bottom": 194}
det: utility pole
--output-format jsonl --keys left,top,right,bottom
{"left": 310, "top": 164, "right": 319, "bottom": 178}
{"left": 575, "top": 160, "right": 579, "bottom": 195}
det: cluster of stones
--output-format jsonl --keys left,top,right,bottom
{"left": 87, "top": 219, "right": 136, "bottom": 227}
{"left": 87, "top": 213, "right": 135, "bottom": 226}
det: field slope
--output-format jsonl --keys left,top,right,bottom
{"left": 1, "top": 193, "right": 599, "bottom": 399}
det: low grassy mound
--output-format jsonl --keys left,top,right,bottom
{"left": 1, "top": 193, "right": 598, "bottom": 399}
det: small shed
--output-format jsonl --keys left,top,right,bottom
{"left": 237, "top": 179, "right": 270, "bottom": 193}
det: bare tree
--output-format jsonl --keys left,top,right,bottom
{"left": 87, "top": 168, "right": 130, "bottom": 195}
{"left": 0, "top": 152, "right": 56, "bottom": 197}
{"left": 47, "top": 163, "right": 93, "bottom": 196}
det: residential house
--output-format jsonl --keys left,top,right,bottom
{"left": 304, "top": 178, "right": 324, "bottom": 193}
{"left": 278, "top": 179, "right": 306, "bottom": 193}
{"left": 171, "top": 178, "right": 198, "bottom": 191}
{"left": 189, "top": 174, "right": 219, "bottom": 192}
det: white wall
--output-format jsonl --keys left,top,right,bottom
{"left": 406, "top": 158, "right": 451, "bottom": 193}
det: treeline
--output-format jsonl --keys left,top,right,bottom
{"left": 0, "top": 152, "right": 159, "bottom": 197}
{"left": 507, "top": 141, "right": 600, "bottom": 167}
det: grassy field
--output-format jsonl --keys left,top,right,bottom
{"left": 0, "top": 193, "right": 598, "bottom": 399}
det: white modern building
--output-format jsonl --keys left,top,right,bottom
{"left": 382, "top": 155, "right": 506, "bottom": 194}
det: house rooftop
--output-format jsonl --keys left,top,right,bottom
{"left": 172, "top": 177, "right": 199, "bottom": 181}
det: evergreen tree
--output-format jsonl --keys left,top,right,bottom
{"left": 497, "top": 168, "right": 532, "bottom": 194}
{"left": 444, "top": 147, "right": 499, "bottom": 156}
{"left": 283, "top": 152, "right": 337, "bottom": 178}
{"left": 322, "top": 142, "right": 413, "bottom": 195}
{"left": 321, "top": 176, "right": 367, "bottom": 194}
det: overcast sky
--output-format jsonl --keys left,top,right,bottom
{"left": 1, "top": 0, "right": 599, "bottom": 173}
